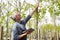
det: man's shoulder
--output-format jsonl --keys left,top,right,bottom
{"left": 13, "top": 22, "right": 22, "bottom": 28}
{"left": 13, "top": 22, "right": 19, "bottom": 26}
{"left": 20, "top": 19, "right": 26, "bottom": 25}
{"left": 12, "top": 22, "right": 18, "bottom": 30}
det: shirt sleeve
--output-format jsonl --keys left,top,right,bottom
{"left": 14, "top": 34, "right": 19, "bottom": 40}
{"left": 16, "top": 26, "right": 22, "bottom": 35}
{"left": 22, "top": 15, "right": 31, "bottom": 24}
{"left": 11, "top": 29, "right": 19, "bottom": 40}
{"left": 11, "top": 24, "right": 20, "bottom": 40}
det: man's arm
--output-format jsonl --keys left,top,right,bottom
{"left": 23, "top": 3, "right": 39, "bottom": 24}
{"left": 18, "top": 32, "right": 27, "bottom": 39}
{"left": 13, "top": 31, "right": 28, "bottom": 40}
{"left": 29, "top": 3, "right": 39, "bottom": 16}
{"left": 18, "top": 30, "right": 31, "bottom": 39}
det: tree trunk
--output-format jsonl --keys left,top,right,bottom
{"left": 35, "top": 6, "right": 39, "bottom": 40}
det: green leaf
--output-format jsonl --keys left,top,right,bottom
{"left": 55, "top": 11, "right": 60, "bottom": 16}
{"left": 22, "top": 13, "right": 26, "bottom": 18}
{"left": 6, "top": 11, "right": 13, "bottom": 16}
{"left": 0, "top": 16, "right": 5, "bottom": 24}
{"left": 56, "top": 25, "right": 60, "bottom": 32}
{"left": 48, "top": 6, "right": 54, "bottom": 16}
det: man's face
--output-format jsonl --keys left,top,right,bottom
{"left": 15, "top": 13, "right": 22, "bottom": 21}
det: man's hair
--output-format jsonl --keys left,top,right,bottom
{"left": 11, "top": 11, "right": 20, "bottom": 21}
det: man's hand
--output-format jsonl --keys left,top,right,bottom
{"left": 26, "top": 30, "right": 31, "bottom": 34}
{"left": 22, "top": 30, "right": 31, "bottom": 34}
{"left": 29, "top": 3, "right": 39, "bottom": 16}
{"left": 23, "top": 28, "right": 34, "bottom": 34}
{"left": 35, "top": 3, "right": 39, "bottom": 11}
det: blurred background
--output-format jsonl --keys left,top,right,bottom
{"left": 0, "top": 0, "right": 60, "bottom": 40}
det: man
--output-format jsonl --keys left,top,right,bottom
{"left": 11, "top": 4, "right": 39, "bottom": 40}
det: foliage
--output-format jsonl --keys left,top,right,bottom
{"left": 0, "top": 0, "right": 60, "bottom": 40}
{"left": 40, "top": 24, "right": 55, "bottom": 32}
{"left": 56, "top": 25, "right": 60, "bottom": 32}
